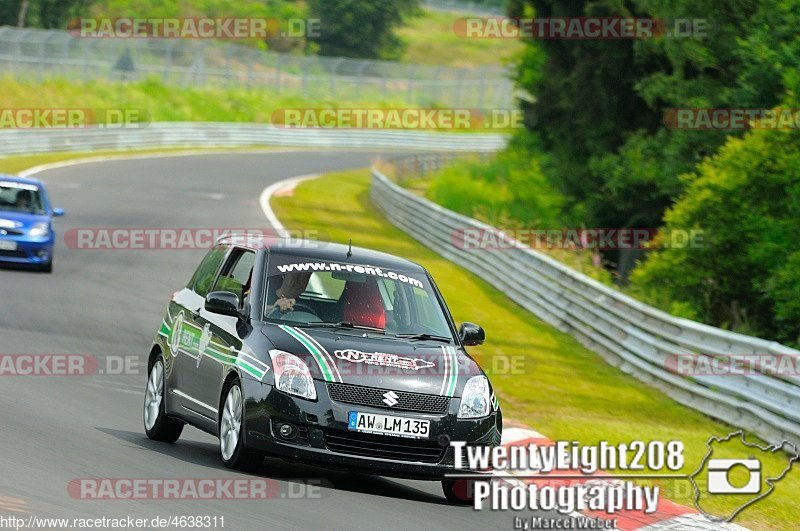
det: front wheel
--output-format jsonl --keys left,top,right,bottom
{"left": 442, "top": 479, "right": 476, "bottom": 505}
{"left": 219, "top": 379, "right": 263, "bottom": 471}
{"left": 144, "top": 358, "right": 183, "bottom": 442}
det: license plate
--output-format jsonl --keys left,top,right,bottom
{"left": 348, "top": 411, "right": 430, "bottom": 439}
{"left": 0, "top": 240, "right": 17, "bottom": 251}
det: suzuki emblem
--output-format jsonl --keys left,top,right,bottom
{"left": 382, "top": 391, "right": 399, "bottom": 407}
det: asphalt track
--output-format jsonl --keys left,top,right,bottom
{"left": 0, "top": 151, "right": 558, "bottom": 530}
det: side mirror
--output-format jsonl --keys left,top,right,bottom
{"left": 205, "top": 291, "right": 240, "bottom": 317}
{"left": 459, "top": 322, "right": 485, "bottom": 346}
{"left": 52, "top": 208, "right": 65, "bottom": 217}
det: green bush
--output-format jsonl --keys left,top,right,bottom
{"left": 428, "top": 148, "right": 563, "bottom": 228}
{"left": 630, "top": 126, "right": 800, "bottom": 345}
{"left": 424, "top": 147, "right": 613, "bottom": 284}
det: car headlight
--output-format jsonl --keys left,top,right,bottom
{"left": 269, "top": 349, "right": 317, "bottom": 400}
{"left": 28, "top": 222, "right": 50, "bottom": 238}
{"left": 458, "top": 375, "right": 491, "bottom": 419}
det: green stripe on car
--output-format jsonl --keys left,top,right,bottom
{"left": 279, "top": 325, "right": 336, "bottom": 382}
{"left": 445, "top": 346, "right": 458, "bottom": 397}
{"left": 205, "top": 346, "right": 266, "bottom": 380}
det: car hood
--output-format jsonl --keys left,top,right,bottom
{"left": 260, "top": 324, "right": 483, "bottom": 397}
{"left": 0, "top": 210, "right": 49, "bottom": 231}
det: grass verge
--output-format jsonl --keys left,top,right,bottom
{"left": 271, "top": 168, "right": 797, "bottom": 530}
{"left": 398, "top": 8, "right": 522, "bottom": 67}
{"left": 0, "top": 76, "right": 516, "bottom": 132}
{"left": 0, "top": 77, "right": 406, "bottom": 123}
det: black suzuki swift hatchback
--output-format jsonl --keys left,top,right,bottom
{"left": 143, "top": 235, "right": 501, "bottom": 501}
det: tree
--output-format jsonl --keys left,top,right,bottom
{"left": 629, "top": 0, "right": 800, "bottom": 343}
{"left": 0, "top": 0, "right": 92, "bottom": 28}
{"left": 307, "top": 0, "right": 420, "bottom": 59}
{"left": 510, "top": 0, "right": 772, "bottom": 274}
{"left": 629, "top": 126, "right": 800, "bottom": 344}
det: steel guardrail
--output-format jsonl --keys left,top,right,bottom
{"left": 0, "top": 122, "right": 509, "bottom": 156}
{"left": 371, "top": 156, "right": 800, "bottom": 448}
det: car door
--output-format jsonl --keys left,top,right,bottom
{"left": 170, "top": 244, "right": 230, "bottom": 420}
{"left": 193, "top": 248, "right": 257, "bottom": 412}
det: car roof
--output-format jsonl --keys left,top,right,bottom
{"left": 217, "top": 235, "right": 427, "bottom": 273}
{"left": 0, "top": 174, "right": 44, "bottom": 187}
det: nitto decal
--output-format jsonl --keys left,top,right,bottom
{"left": 439, "top": 346, "right": 459, "bottom": 397}
{"left": 334, "top": 349, "right": 435, "bottom": 371}
{"left": 279, "top": 325, "right": 342, "bottom": 382}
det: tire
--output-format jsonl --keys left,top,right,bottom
{"left": 40, "top": 261, "right": 52, "bottom": 273}
{"left": 441, "top": 479, "right": 476, "bottom": 505}
{"left": 143, "top": 358, "right": 183, "bottom": 442}
{"left": 219, "top": 379, "right": 263, "bottom": 471}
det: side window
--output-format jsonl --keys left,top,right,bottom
{"left": 408, "top": 285, "right": 450, "bottom": 334}
{"left": 189, "top": 245, "right": 228, "bottom": 298}
{"left": 213, "top": 250, "right": 256, "bottom": 306}
{"left": 410, "top": 286, "right": 438, "bottom": 324}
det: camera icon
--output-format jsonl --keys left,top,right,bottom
{"left": 707, "top": 458, "right": 761, "bottom": 494}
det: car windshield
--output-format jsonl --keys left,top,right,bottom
{"left": 263, "top": 257, "right": 454, "bottom": 340}
{"left": 0, "top": 181, "right": 46, "bottom": 215}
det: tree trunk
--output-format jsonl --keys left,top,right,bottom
{"left": 17, "top": 0, "right": 30, "bottom": 27}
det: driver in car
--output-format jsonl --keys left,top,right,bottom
{"left": 271, "top": 272, "right": 312, "bottom": 312}
{"left": 15, "top": 190, "right": 31, "bottom": 211}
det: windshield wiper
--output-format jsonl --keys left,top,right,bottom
{"left": 394, "top": 333, "right": 452, "bottom": 343}
{"left": 299, "top": 321, "right": 386, "bottom": 333}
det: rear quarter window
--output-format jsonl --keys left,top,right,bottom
{"left": 189, "top": 245, "right": 227, "bottom": 297}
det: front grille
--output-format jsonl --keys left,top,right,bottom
{"left": 328, "top": 382, "right": 449, "bottom": 414}
{"left": 0, "top": 250, "right": 27, "bottom": 258}
{"left": 325, "top": 429, "right": 446, "bottom": 463}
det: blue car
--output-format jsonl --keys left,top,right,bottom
{"left": 0, "top": 175, "right": 64, "bottom": 273}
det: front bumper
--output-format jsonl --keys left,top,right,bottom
{"left": 241, "top": 378, "right": 502, "bottom": 480}
{"left": 0, "top": 234, "right": 54, "bottom": 265}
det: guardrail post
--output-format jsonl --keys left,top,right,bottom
{"left": 355, "top": 60, "right": 369, "bottom": 100}
{"left": 329, "top": 58, "right": 344, "bottom": 98}
{"left": 477, "top": 67, "right": 487, "bottom": 108}
{"left": 453, "top": 69, "right": 464, "bottom": 107}
{"left": 38, "top": 31, "right": 57, "bottom": 81}
{"left": 275, "top": 52, "right": 283, "bottom": 91}
{"left": 223, "top": 43, "right": 235, "bottom": 88}
{"left": 406, "top": 65, "right": 417, "bottom": 105}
